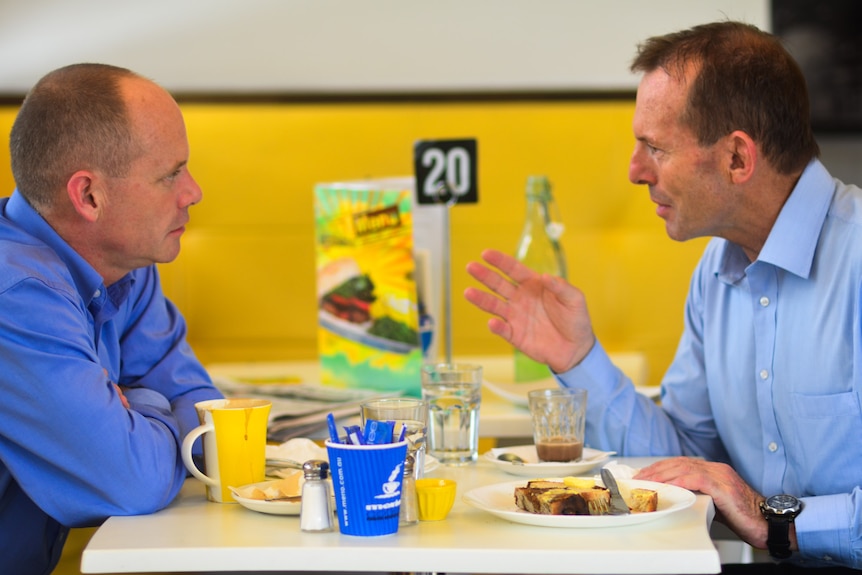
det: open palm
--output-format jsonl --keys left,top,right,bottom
{"left": 464, "top": 249, "right": 596, "bottom": 374}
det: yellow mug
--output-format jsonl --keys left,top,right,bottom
{"left": 181, "top": 398, "right": 271, "bottom": 503}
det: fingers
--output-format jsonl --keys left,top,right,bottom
{"left": 635, "top": 456, "right": 689, "bottom": 480}
{"left": 466, "top": 259, "right": 518, "bottom": 300}
{"left": 463, "top": 286, "right": 507, "bottom": 317}
{"left": 635, "top": 457, "right": 710, "bottom": 491}
{"left": 114, "top": 383, "right": 130, "bottom": 409}
{"left": 487, "top": 317, "right": 513, "bottom": 341}
{"left": 481, "top": 248, "right": 536, "bottom": 285}
{"left": 462, "top": 288, "right": 514, "bottom": 342}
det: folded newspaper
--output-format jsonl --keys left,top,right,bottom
{"left": 211, "top": 376, "right": 399, "bottom": 441}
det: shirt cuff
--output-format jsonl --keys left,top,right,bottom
{"left": 123, "top": 387, "right": 172, "bottom": 413}
{"left": 555, "top": 340, "right": 620, "bottom": 404}
{"left": 796, "top": 493, "right": 853, "bottom": 566}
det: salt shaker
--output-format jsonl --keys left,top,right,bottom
{"left": 300, "top": 460, "right": 334, "bottom": 532}
{"left": 399, "top": 454, "right": 418, "bottom": 526}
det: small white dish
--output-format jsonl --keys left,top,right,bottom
{"left": 464, "top": 477, "right": 696, "bottom": 528}
{"left": 484, "top": 445, "right": 613, "bottom": 477}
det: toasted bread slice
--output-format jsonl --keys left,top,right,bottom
{"left": 514, "top": 478, "right": 657, "bottom": 515}
{"left": 514, "top": 483, "right": 611, "bottom": 516}
{"left": 626, "top": 487, "right": 658, "bottom": 513}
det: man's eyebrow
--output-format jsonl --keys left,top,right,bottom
{"left": 166, "top": 160, "right": 188, "bottom": 174}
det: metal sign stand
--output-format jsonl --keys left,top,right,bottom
{"left": 436, "top": 183, "right": 458, "bottom": 365}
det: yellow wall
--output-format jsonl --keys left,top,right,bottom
{"left": 0, "top": 101, "right": 708, "bottom": 386}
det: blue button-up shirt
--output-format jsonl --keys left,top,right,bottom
{"left": 0, "top": 190, "right": 223, "bottom": 575}
{"left": 560, "top": 159, "right": 862, "bottom": 568}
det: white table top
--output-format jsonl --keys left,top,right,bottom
{"left": 81, "top": 456, "right": 721, "bottom": 574}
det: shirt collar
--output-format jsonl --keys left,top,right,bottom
{"left": 7, "top": 189, "right": 108, "bottom": 305}
{"left": 715, "top": 159, "right": 834, "bottom": 283}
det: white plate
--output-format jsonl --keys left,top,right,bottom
{"left": 484, "top": 445, "right": 613, "bottom": 477}
{"left": 229, "top": 480, "right": 304, "bottom": 516}
{"left": 464, "top": 477, "right": 696, "bottom": 528}
{"left": 318, "top": 310, "right": 418, "bottom": 354}
{"left": 232, "top": 457, "right": 436, "bottom": 516}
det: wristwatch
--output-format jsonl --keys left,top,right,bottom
{"left": 760, "top": 494, "right": 803, "bottom": 559}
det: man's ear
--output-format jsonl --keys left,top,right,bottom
{"left": 726, "top": 130, "right": 757, "bottom": 184}
{"left": 65, "top": 170, "right": 103, "bottom": 222}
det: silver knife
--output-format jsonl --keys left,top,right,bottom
{"left": 601, "top": 468, "right": 631, "bottom": 515}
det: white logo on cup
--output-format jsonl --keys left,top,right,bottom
{"left": 374, "top": 462, "right": 403, "bottom": 499}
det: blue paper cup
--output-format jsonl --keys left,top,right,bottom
{"left": 325, "top": 439, "right": 408, "bottom": 536}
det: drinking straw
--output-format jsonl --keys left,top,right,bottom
{"left": 344, "top": 425, "right": 365, "bottom": 445}
{"left": 326, "top": 413, "right": 340, "bottom": 444}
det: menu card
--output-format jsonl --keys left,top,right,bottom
{"left": 314, "top": 178, "right": 430, "bottom": 397}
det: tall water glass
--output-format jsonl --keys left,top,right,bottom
{"left": 421, "top": 363, "right": 482, "bottom": 465}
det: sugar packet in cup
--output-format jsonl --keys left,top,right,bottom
{"left": 364, "top": 420, "right": 394, "bottom": 445}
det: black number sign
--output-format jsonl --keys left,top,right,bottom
{"left": 413, "top": 139, "right": 478, "bottom": 205}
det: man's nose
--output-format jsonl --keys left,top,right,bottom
{"left": 628, "top": 146, "right": 655, "bottom": 186}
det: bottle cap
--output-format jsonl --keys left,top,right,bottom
{"left": 303, "top": 459, "right": 329, "bottom": 480}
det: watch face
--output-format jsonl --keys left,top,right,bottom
{"left": 767, "top": 494, "right": 801, "bottom": 514}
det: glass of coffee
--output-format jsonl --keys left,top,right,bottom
{"left": 527, "top": 388, "right": 587, "bottom": 462}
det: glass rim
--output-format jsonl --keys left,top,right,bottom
{"left": 527, "top": 387, "right": 587, "bottom": 398}
{"left": 193, "top": 398, "right": 271, "bottom": 409}
{"left": 324, "top": 438, "right": 409, "bottom": 450}
{"left": 421, "top": 363, "right": 482, "bottom": 372}
{"left": 359, "top": 397, "right": 428, "bottom": 408}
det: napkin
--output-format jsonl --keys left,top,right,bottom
{"left": 265, "top": 438, "right": 328, "bottom": 479}
{"left": 598, "top": 460, "right": 639, "bottom": 479}
{"left": 266, "top": 437, "right": 328, "bottom": 463}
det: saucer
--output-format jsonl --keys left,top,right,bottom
{"left": 484, "top": 445, "right": 613, "bottom": 477}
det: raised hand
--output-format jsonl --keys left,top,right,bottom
{"left": 463, "top": 248, "right": 596, "bottom": 374}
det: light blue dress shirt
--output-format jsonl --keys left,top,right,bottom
{"left": 0, "top": 190, "right": 223, "bottom": 575}
{"left": 559, "top": 159, "right": 862, "bottom": 569}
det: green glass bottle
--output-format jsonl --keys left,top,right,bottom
{"left": 514, "top": 176, "right": 567, "bottom": 382}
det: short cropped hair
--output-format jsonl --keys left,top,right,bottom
{"left": 9, "top": 63, "right": 143, "bottom": 210}
{"left": 631, "top": 21, "right": 819, "bottom": 175}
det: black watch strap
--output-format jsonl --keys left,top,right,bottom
{"left": 765, "top": 516, "right": 793, "bottom": 559}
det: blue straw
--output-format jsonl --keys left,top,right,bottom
{"left": 326, "top": 413, "right": 340, "bottom": 444}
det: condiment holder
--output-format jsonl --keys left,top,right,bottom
{"left": 415, "top": 478, "right": 457, "bottom": 521}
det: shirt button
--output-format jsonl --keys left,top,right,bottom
{"left": 759, "top": 296, "right": 769, "bottom": 307}
{"left": 760, "top": 369, "right": 769, "bottom": 380}
{"left": 768, "top": 442, "right": 778, "bottom": 452}
{"left": 93, "top": 289, "right": 101, "bottom": 298}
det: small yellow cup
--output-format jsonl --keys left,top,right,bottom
{"left": 415, "top": 478, "right": 457, "bottom": 521}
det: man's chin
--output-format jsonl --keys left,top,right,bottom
{"left": 156, "top": 243, "right": 182, "bottom": 264}
{"left": 663, "top": 222, "right": 688, "bottom": 242}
